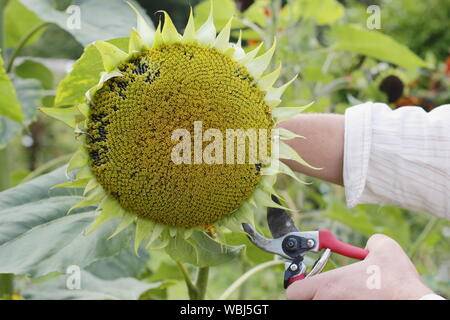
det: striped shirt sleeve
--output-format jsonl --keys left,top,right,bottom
{"left": 344, "top": 102, "right": 450, "bottom": 220}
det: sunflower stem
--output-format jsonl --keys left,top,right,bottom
{"left": 195, "top": 267, "right": 209, "bottom": 300}
{"left": 176, "top": 261, "right": 199, "bottom": 300}
{"left": 219, "top": 260, "right": 284, "bottom": 300}
{"left": 408, "top": 216, "right": 439, "bottom": 259}
{"left": 0, "top": 0, "right": 8, "bottom": 55}
{"left": 21, "top": 153, "right": 73, "bottom": 182}
{"left": 0, "top": 0, "right": 15, "bottom": 300}
{"left": 6, "top": 21, "right": 50, "bottom": 72}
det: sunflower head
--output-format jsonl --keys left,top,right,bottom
{"left": 42, "top": 2, "right": 311, "bottom": 251}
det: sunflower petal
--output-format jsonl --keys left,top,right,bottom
{"left": 272, "top": 102, "right": 314, "bottom": 122}
{"left": 127, "top": 1, "right": 154, "bottom": 47}
{"left": 77, "top": 103, "right": 89, "bottom": 118}
{"left": 182, "top": 7, "right": 196, "bottom": 43}
{"left": 40, "top": 106, "right": 81, "bottom": 128}
{"left": 83, "top": 178, "right": 98, "bottom": 196}
{"left": 183, "top": 227, "right": 194, "bottom": 240}
{"left": 214, "top": 17, "right": 233, "bottom": 52}
{"left": 67, "top": 148, "right": 89, "bottom": 174}
{"left": 86, "top": 70, "right": 123, "bottom": 103}
{"left": 196, "top": 2, "right": 216, "bottom": 46}
{"left": 109, "top": 210, "right": 136, "bottom": 239}
{"left": 232, "top": 31, "right": 246, "bottom": 60}
{"left": 253, "top": 188, "right": 289, "bottom": 210}
{"left": 153, "top": 21, "right": 164, "bottom": 48}
{"left": 51, "top": 179, "right": 90, "bottom": 190}
{"left": 146, "top": 223, "right": 164, "bottom": 248}
{"left": 278, "top": 160, "right": 309, "bottom": 184}
{"left": 258, "top": 174, "right": 282, "bottom": 199}
{"left": 258, "top": 63, "right": 282, "bottom": 91}
{"left": 246, "top": 38, "right": 277, "bottom": 79}
{"left": 135, "top": 218, "right": 155, "bottom": 254}
{"left": 85, "top": 197, "right": 122, "bottom": 235}
{"left": 75, "top": 166, "right": 94, "bottom": 180}
{"left": 69, "top": 188, "right": 106, "bottom": 213}
{"left": 265, "top": 75, "right": 297, "bottom": 107}
{"left": 159, "top": 11, "right": 181, "bottom": 44}
{"left": 94, "top": 41, "right": 129, "bottom": 72}
{"left": 238, "top": 42, "right": 262, "bottom": 65}
{"left": 129, "top": 28, "right": 145, "bottom": 53}
{"left": 277, "top": 127, "right": 305, "bottom": 141}
{"left": 279, "top": 141, "right": 320, "bottom": 170}
{"left": 238, "top": 202, "right": 255, "bottom": 225}
{"left": 149, "top": 231, "right": 170, "bottom": 249}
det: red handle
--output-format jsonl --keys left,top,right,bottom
{"left": 318, "top": 230, "right": 369, "bottom": 260}
{"left": 287, "top": 273, "right": 305, "bottom": 287}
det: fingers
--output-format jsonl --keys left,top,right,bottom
{"left": 285, "top": 273, "right": 323, "bottom": 300}
{"left": 285, "top": 266, "right": 346, "bottom": 300}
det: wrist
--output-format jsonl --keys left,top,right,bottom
{"left": 397, "top": 279, "right": 434, "bottom": 300}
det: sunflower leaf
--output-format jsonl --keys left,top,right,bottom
{"left": 165, "top": 231, "right": 244, "bottom": 267}
{"left": 0, "top": 55, "right": 24, "bottom": 123}
{"left": 54, "top": 38, "right": 129, "bottom": 108}
{"left": 17, "top": 0, "right": 153, "bottom": 47}
{"left": 0, "top": 167, "right": 132, "bottom": 277}
{"left": 22, "top": 270, "right": 161, "bottom": 300}
{"left": 330, "top": 25, "right": 428, "bottom": 69}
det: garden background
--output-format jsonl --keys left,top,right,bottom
{"left": 0, "top": 0, "right": 449, "bottom": 300}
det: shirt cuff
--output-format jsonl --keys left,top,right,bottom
{"left": 419, "top": 293, "right": 446, "bottom": 300}
{"left": 343, "top": 102, "right": 373, "bottom": 208}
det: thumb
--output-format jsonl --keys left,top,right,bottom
{"left": 365, "top": 233, "right": 398, "bottom": 253}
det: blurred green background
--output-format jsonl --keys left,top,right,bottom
{"left": 0, "top": 0, "right": 449, "bottom": 300}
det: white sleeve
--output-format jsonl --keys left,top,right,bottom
{"left": 343, "top": 102, "right": 450, "bottom": 220}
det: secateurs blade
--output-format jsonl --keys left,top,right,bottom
{"left": 242, "top": 196, "right": 369, "bottom": 289}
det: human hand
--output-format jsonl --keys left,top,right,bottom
{"left": 286, "top": 234, "right": 434, "bottom": 300}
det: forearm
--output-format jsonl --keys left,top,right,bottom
{"left": 278, "top": 114, "right": 345, "bottom": 185}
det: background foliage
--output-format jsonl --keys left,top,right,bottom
{"left": 0, "top": 0, "right": 449, "bottom": 300}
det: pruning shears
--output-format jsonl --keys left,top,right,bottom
{"left": 242, "top": 197, "right": 369, "bottom": 289}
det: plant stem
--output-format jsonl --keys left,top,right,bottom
{"left": 0, "top": 0, "right": 14, "bottom": 300}
{"left": 6, "top": 21, "right": 50, "bottom": 72}
{"left": 22, "top": 153, "right": 72, "bottom": 182}
{"left": 0, "top": 147, "right": 9, "bottom": 190}
{"left": 408, "top": 216, "right": 439, "bottom": 259}
{"left": 195, "top": 267, "right": 209, "bottom": 300}
{"left": 219, "top": 260, "right": 284, "bottom": 300}
{"left": 0, "top": 0, "right": 8, "bottom": 55}
{"left": 0, "top": 152, "right": 13, "bottom": 300}
{"left": 176, "top": 262, "right": 199, "bottom": 300}
{"left": 0, "top": 149, "right": 13, "bottom": 299}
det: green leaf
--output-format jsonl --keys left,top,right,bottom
{"left": 15, "top": 60, "right": 54, "bottom": 90}
{"left": 54, "top": 37, "right": 128, "bottom": 107}
{"left": 17, "top": 0, "right": 153, "bottom": 47}
{"left": 284, "top": 0, "right": 344, "bottom": 25}
{"left": 324, "top": 197, "right": 377, "bottom": 237}
{"left": 304, "top": 0, "right": 344, "bottom": 25}
{"left": 0, "top": 76, "right": 41, "bottom": 148}
{"left": 225, "top": 233, "right": 273, "bottom": 264}
{"left": 22, "top": 270, "right": 162, "bottom": 300}
{"left": 330, "top": 25, "right": 428, "bottom": 69}
{"left": 5, "top": 0, "right": 44, "bottom": 49}
{"left": 0, "top": 167, "right": 132, "bottom": 277}
{"left": 165, "top": 232, "right": 244, "bottom": 267}
{"left": 0, "top": 117, "right": 21, "bottom": 149}
{"left": 0, "top": 55, "right": 24, "bottom": 123}
{"left": 86, "top": 244, "right": 149, "bottom": 280}
{"left": 12, "top": 77, "right": 42, "bottom": 125}
{"left": 20, "top": 24, "right": 83, "bottom": 60}
{"left": 194, "top": 0, "right": 238, "bottom": 30}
